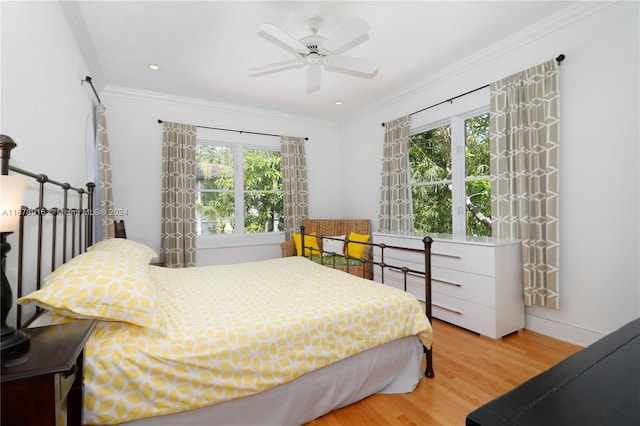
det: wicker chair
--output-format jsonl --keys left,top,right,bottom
{"left": 281, "top": 219, "right": 373, "bottom": 280}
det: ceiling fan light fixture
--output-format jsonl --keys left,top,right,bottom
{"left": 252, "top": 18, "right": 376, "bottom": 91}
{"left": 307, "top": 52, "right": 322, "bottom": 65}
{"left": 148, "top": 64, "right": 160, "bottom": 70}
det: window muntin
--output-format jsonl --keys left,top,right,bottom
{"left": 196, "top": 142, "right": 283, "bottom": 236}
{"left": 409, "top": 111, "right": 491, "bottom": 237}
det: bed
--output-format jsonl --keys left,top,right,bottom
{"left": 2, "top": 139, "right": 434, "bottom": 425}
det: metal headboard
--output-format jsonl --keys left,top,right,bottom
{"left": 1, "top": 137, "right": 95, "bottom": 329}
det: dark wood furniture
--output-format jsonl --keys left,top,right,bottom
{"left": 114, "top": 219, "right": 127, "bottom": 238}
{"left": 1, "top": 319, "right": 97, "bottom": 426}
{"left": 466, "top": 317, "right": 640, "bottom": 425}
{"left": 112, "top": 220, "right": 164, "bottom": 266}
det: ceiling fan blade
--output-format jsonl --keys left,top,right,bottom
{"left": 324, "top": 55, "right": 378, "bottom": 74}
{"left": 249, "top": 58, "right": 304, "bottom": 75}
{"left": 322, "top": 18, "right": 369, "bottom": 52}
{"left": 258, "top": 23, "right": 309, "bottom": 54}
{"left": 307, "top": 64, "right": 321, "bottom": 92}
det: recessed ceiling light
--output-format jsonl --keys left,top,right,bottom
{"left": 334, "top": 101, "right": 343, "bottom": 105}
{"left": 148, "top": 64, "right": 161, "bottom": 70}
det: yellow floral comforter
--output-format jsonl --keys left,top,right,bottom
{"left": 83, "top": 257, "right": 432, "bottom": 425}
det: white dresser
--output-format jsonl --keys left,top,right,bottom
{"left": 372, "top": 232, "right": 525, "bottom": 339}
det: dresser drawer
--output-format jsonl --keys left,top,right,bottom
{"left": 432, "top": 293, "right": 497, "bottom": 337}
{"left": 432, "top": 266, "right": 495, "bottom": 307}
{"left": 372, "top": 233, "right": 524, "bottom": 339}
{"left": 431, "top": 241, "right": 496, "bottom": 276}
{"left": 375, "top": 267, "right": 429, "bottom": 303}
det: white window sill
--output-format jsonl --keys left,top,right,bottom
{"left": 196, "top": 232, "right": 286, "bottom": 249}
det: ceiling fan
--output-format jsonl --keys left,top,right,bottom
{"left": 249, "top": 18, "right": 378, "bottom": 92}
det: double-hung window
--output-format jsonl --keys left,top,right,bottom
{"left": 196, "top": 129, "right": 283, "bottom": 236}
{"left": 409, "top": 88, "right": 491, "bottom": 237}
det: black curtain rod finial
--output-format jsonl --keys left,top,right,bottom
{"left": 82, "top": 75, "right": 102, "bottom": 105}
{"left": 556, "top": 54, "right": 565, "bottom": 64}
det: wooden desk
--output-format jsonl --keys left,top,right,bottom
{"left": 1, "top": 320, "right": 96, "bottom": 426}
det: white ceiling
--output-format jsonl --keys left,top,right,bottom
{"left": 66, "top": 1, "right": 577, "bottom": 121}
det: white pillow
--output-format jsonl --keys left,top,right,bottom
{"left": 322, "top": 235, "right": 345, "bottom": 256}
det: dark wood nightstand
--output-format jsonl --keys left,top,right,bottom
{"left": 1, "top": 319, "right": 96, "bottom": 426}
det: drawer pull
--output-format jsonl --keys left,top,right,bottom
{"left": 433, "top": 303, "right": 462, "bottom": 315}
{"left": 432, "top": 252, "right": 462, "bottom": 260}
{"left": 433, "top": 277, "right": 461, "bottom": 287}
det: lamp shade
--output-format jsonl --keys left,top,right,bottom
{"left": 0, "top": 175, "right": 29, "bottom": 232}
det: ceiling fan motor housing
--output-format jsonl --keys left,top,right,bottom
{"left": 298, "top": 35, "right": 327, "bottom": 65}
{"left": 251, "top": 17, "right": 377, "bottom": 90}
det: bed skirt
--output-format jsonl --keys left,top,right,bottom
{"left": 121, "top": 335, "right": 423, "bottom": 426}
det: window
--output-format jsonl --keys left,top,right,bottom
{"left": 195, "top": 136, "right": 283, "bottom": 236}
{"left": 409, "top": 111, "right": 491, "bottom": 237}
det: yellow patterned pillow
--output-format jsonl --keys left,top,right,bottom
{"left": 88, "top": 238, "right": 158, "bottom": 262}
{"left": 347, "top": 232, "right": 370, "bottom": 259}
{"left": 18, "top": 250, "right": 164, "bottom": 332}
{"left": 292, "top": 232, "right": 321, "bottom": 256}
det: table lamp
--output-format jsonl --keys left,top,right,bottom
{"left": 1, "top": 136, "right": 31, "bottom": 357}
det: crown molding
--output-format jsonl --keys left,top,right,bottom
{"left": 102, "top": 85, "right": 338, "bottom": 128}
{"left": 342, "top": 1, "right": 617, "bottom": 124}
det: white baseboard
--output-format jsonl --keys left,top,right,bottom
{"left": 525, "top": 314, "right": 606, "bottom": 347}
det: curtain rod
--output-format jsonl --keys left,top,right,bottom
{"left": 382, "top": 54, "right": 565, "bottom": 127}
{"left": 81, "top": 76, "right": 102, "bottom": 105}
{"left": 157, "top": 120, "right": 308, "bottom": 141}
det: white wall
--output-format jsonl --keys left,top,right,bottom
{"left": 3, "top": 1, "right": 638, "bottom": 347}
{"left": 337, "top": 2, "right": 640, "bottom": 346}
{"left": 100, "top": 88, "right": 341, "bottom": 265}
{"left": 1, "top": 1, "right": 95, "bottom": 183}
{"left": 1, "top": 1, "right": 96, "bottom": 325}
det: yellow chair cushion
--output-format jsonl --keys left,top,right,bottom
{"left": 292, "top": 232, "right": 321, "bottom": 256}
{"left": 347, "top": 232, "right": 370, "bottom": 259}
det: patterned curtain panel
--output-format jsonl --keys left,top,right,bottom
{"left": 490, "top": 59, "right": 560, "bottom": 309}
{"left": 378, "top": 115, "right": 413, "bottom": 233}
{"left": 97, "top": 106, "right": 115, "bottom": 239}
{"left": 161, "top": 122, "right": 197, "bottom": 268}
{"left": 280, "top": 136, "right": 308, "bottom": 237}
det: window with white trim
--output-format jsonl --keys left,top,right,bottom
{"left": 409, "top": 88, "right": 491, "bottom": 237}
{"left": 196, "top": 130, "right": 283, "bottom": 236}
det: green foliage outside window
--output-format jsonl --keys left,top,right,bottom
{"left": 195, "top": 144, "right": 283, "bottom": 235}
{"left": 464, "top": 114, "right": 491, "bottom": 236}
{"left": 409, "top": 113, "right": 491, "bottom": 237}
{"left": 410, "top": 126, "right": 453, "bottom": 234}
{"left": 243, "top": 149, "right": 283, "bottom": 233}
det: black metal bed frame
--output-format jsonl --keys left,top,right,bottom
{"left": 300, "top": 227, "right": 435, "bottom": 377}
{"left": 1, "top": 135, "right": 434, "bottom": 377}
{"left": 1, "top": 137, "right": 95, "bottom": 330}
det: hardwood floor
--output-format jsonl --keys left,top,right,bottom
{"left": 307, "top": 319, "right": 582, "bottom": 426}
